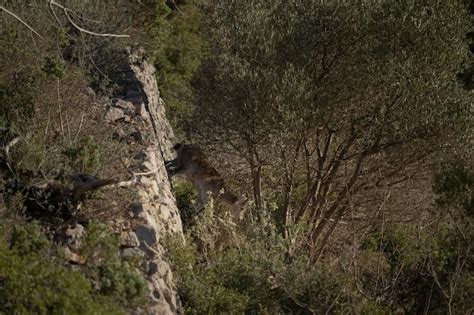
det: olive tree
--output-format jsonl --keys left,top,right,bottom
{"left": 189, "top": 0, "right": 472, "bottom": 259}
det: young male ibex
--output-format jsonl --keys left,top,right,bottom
{"left": 165, "top": 144, "right": 247, "bottom": 220}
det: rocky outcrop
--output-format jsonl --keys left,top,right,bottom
{"left": 104, "top": 47, "right": 183, "bottom": 314}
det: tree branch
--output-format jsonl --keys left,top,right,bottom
{"left": 49, "top": 1, "right": 130, "bottom": 38}
{"left": 4, "top": 137, "right": 20, "bottom": 159}
{"left": 1, "top": 6, "right": 43, "bottom": 38}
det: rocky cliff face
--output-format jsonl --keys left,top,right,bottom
{"left": 103, "top": 48, "right": 183, "bottom": 314}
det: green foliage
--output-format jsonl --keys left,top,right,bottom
{"left": 98, "top": 262, "right": 148, "bottom": 306}
{"left": 193, "top": 0, "right": 471, "bottom": 142}
{"left": 4, "top": 192, "right": 25, "bottom": 217}
{"left": 352, "top": 159, "right": 473, "bottom": 313}
{"left": 0, "top": 223, "right": 125, "bottom": 314}
{"left": 149, "top": 0, "right": 207, "bottom": 131}
{"left": 168, "top": 169, "right": 473, "bottom": 313}
{"left": 9, "top": 222, "right": 50, "bottom": 256}
{"left": 180, "top": 6, "right": 474, "bottom": 310}
{"left": 434, "top": 162, "right": 473, "bottom": 216}
{"left": 81, "top": 222, "right": 121, "bottom": 262}
{"left": 166, "top": 236, "right": 258, "bottom": 314}
{"left": 167, "top": 232, "right": 377, "bottom": 314}
{"left": 41, "top": 56, "right": 66, "bottom": 79}
{"left": 359, "top": 226, "right": 435, "bottom": 312}
{"left": 0, "top": 68, "right": 39, "bottom": 134}
{"left": 62, "top": 137, "right": 100, "bottom": 174}
{"left": 80, "top": 222, "right": 149, "bottom": 307}
{"left": 0, "top": 2, "right": 155, "bottom": 313}
{"left": 362, "top": 225, "right": 424, "bottom": 268}
{"left": 0, "top": 222, "right": 149, "bottom": 313}
{"left": 166, "top": 207, "right": 362, "bottom": 314}
{"left": 173, "top": 180, "right": 200, "bottom": 228}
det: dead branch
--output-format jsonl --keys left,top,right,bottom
{"left": 1, "top": 6, "right": 43, "bottom": 38}
{"left": 72, "top": 175, "right": 119, "bottom": 200}
{"left": 111, "top": 178, "right": 137, "bottom": 188}
{"left": 71, "top": 167, "right": 159, "bottom": 197}
{"left": 48, "top": 0, "right": 130, "bottom": 38}
{"left": 132, "top": 170, "right": 159, "bottom": 176}
{"left": 47, "top": 0, "right": 63, "bottom": 28}
{"left": 4, "top": 137, "right": 20, "bottom": 158}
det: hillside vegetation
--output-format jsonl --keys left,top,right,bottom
{"left": 1, "top": 0, "right": 473, "bottom": 314}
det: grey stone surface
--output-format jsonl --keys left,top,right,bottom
{"left": 130, "top": 130, "right": 144, "bottom": 142}
{"left": 130, "top": 202, "right": 144, "bottom": 217}
{"left": 134, "top": 102, "right": 146, "bottom": 116}
{"left": 120, "top": 231, "right": 140, "bottom": 248}
{"left": 103, "top": 47, "right": 184, "bottom": 314}
{"left": 84, "top": 87, "right": 96, "bottom": 97}
{"left": 113, "top": 98, "right": 136, "bottom": 114}
{"left": 105, "top": 106, "right": 125, "bottom": 122}
{"left": 121, "top": 248, "right": 145, "bottom": 259}
{"left": 64, "top": 224, "right": 85, "bottom": 249}
{"left": 136, "top": 224, "right": 157, "bottom": 246}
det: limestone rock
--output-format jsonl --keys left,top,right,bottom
{"left": 113, "top": 99, "right": 136, "bottom": 115}
{"left": 101, "top": 47, "right": 183, "bottom": 314}
{"left": 130, "top": 202, "right": 144, "bottom": 217}
{"left": 121, "top": 231, "right": 140, "bottom": 248}
{"left": 105, "top": 107, "right": 125, "bottom": 122}
{"left": 130, "top": 129, "right": 144, "bottom": 142}
{"left": 64, "top": 224, "right": 85, "bottom": 249}
{"left": 134, "top": 102, "right": 146, "bottom": 116}
{"left": 135, "top": 224, "right": 157, "bottom": 247}
{"left": 121, "top": 248, "right": 145, "bottom": 259}
{"left": 84, "top": 86, "right": 96, "bottom": 98}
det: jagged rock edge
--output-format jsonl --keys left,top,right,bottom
{"left": 105, "top": 47, "right": 184, "bottom": 314}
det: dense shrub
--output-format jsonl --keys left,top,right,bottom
{"left": 166, "top": 205, "right": 383, "bottom": 314}
{"left": 149, "top": 0, "right": 207, "bottom": 133}
{"left": 166, "top": 157, "right": 473, "bottom": 313}
{"left": 0, "top": 222, "right": 147, "bottom": 314}
{"left": 79, "top": 222, "right": 149, "bottom": 307}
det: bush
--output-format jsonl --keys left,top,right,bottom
{"left": 0, "top": 223, "right": 124, "bottom": 314}
{"left": 0, "top": 222, "right": 148, "bottom": 314}
{"left": 41, "top": 56, "right": 66, "bottom": 79}
{"left": 149, "top": 0, "right": 208, "bottom": 133}
{"left": 173, "top": 180, "right": 199, "bottom": 229}
{"left": 166, "top": 206, "right": 365, "bottom": 314}
{"left": 80, "top": 222, "right": 149, "bottom": 307}
{"left": 356, "top": 167, "right": 474, "bottom": 314}
{"left": 433, "top": 162, "right": 473, "bottom": 216}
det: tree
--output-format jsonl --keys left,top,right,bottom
{"left": 189, "top": 0, "right": 472, "bottom": 259}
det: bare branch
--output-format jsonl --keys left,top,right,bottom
{"left": 1, "top": 6, "right": 43, "bottom": 38}
{"left": 132, "top": 170, "right": 159, "bottom": 176}
{"left": 73, "top": 112, "right": 86, "bottom": 144}
{"left": 47, "top": 1, "right": 63, "bottom": 28}
{"left": 49, "top": 1, "right": 130, "bottom": 38}
{"left": 111, "top": 178, "right": 137, "bottom": 188}
{"left": 4, "top": 137, "right": 20, "bottom": 158}
{"left": 72, "top": 174, "right": 120, "bottom": 200}
{"left": 310, "top": 150, "right": 368, "bottom": 259}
